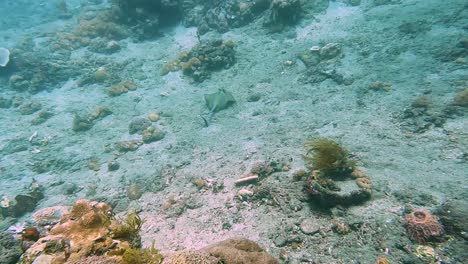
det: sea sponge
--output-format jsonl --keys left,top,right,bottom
{"left": 404, "top": 209, "right": 443, "bottom": 243}
{"left": 304, "top": 138, "right": 355, "bottom": 178}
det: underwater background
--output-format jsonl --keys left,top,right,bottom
{"left": 0, "top": 0, "right": 467, "bottom": 263}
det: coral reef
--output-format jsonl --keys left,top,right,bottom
{"left": 6, "top": 38, "right": 81, "bottom": 93}
{"left": 404, "top": 209, "right": 443, "bottom": 244}
{"left": 264, "top": 0, "right": 303, "bottom": 31}
{"left": 110, "top": 0, "right": 181, "bottom": 40}
{"left": 161, "top": 40, "right": 236, "bottom": 82}
{"left": 19, "top": 200, "right": 153, "bottom": 264}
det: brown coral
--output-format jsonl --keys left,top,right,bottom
{"left": 404, "top": 209, "right": 443, "bottom": 244}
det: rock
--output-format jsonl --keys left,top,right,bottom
{"left": 274, "top": 235, "right": 288, "bottom": 247}
{"left": 115, "top": 140, "right": 142, "bottom": 152}
{"left": 62, "top": 183, "right": 78, "bottom": 195}
{"left": 264, "top": 0, "right": 303, "bottom": 31}
{"left": 436, "top": 199, "right": 468, "bottom": 238}
{"left": 126, "top": 183, "right": 143, "bottom": 200}
{"left": 0, "top": 96, "right": 12, "bottom": 108}
{"left": 0, "top": 231, "right": 23, "bottom": 264}
{"left": 107, "top": 160, "right": 120, "bottom": 171}
{"left": 163, "top": 250, "right": 219, "bottom": 264}
{"left": 9, "top": 75, "right": 29, "bottom": 91}
{"left": 32, "top": 206, "right": 70, "bottom": 226}
{"left": 289, "top": 198, "right": 303, "bottom": 211}
{"left": 10, "top": 190, "right": 44, "bottom": 217}
{"left": 247, "top": 93, "right": 261, "bottom": 102}
{"left": 72, "top": 114, "right": 94, "bottom": 132}
{"left": 107, "top": 80, "right": 136, "bottom": 97}
{"left": 128, "top": 117, "right": 151, "bottom": 135}
{"left": 141, "top": 126, "right": 165, "bottom": 143}
{"left": 31, "top": 110, "right": 54, "bottom": 125}
{"left": 19, "top": 101, "right": 42, "bottom": 115}
{"left": 202, "top": 238, "right": 279, "bottom": 264}
{"left": 319, "top": 43, "right": 342, "bottom": 61}
{"left": 1, "top": 138, "right": 29, "bottom": 155}
{"left": 300, "top": 218, "right": 320, "bottom": 235}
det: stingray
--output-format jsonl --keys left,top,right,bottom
{"left": 202, "top": 88, "right": 236, "bottom": 126}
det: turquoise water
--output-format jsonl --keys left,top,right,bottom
{"left": 0, "top": 1, "right": 467, "bottom": 263}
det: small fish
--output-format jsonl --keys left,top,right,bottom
{"left": 28, "top": 131, "right": 38, "bottom": 142}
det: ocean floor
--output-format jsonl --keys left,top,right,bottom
{"left": 0, "top": 0, "right": 467, "bottom": 263}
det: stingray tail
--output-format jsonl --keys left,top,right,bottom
{"left": 201, "top": 112, "right": 215, "bottom": 127}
